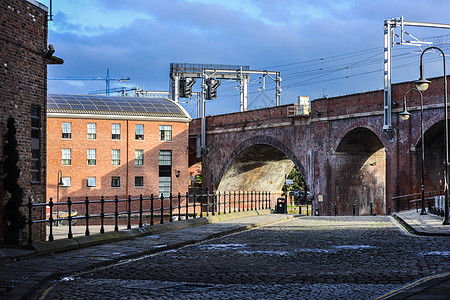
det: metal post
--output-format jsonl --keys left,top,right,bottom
{"left": 150, "top": 194, "right": 154, "bottom": 225}
{"left": 139, "top": 194, "right": 143, "bottom": 227}
{"left": 178, "top": 192, "right": 182, "bottom": 221}
{"left": 201, "top": 71, "right": 206, "bottom": 151}
{"left": 416, "top": 47, "right": 449, "bottom": 224}
{"left": 334, "top": 203, "right": 337, "bottom": 216}
{"left": 67, "top": 197, "right": 73, "bottom": 239}
{"left": 185, "top": 192, "right": 189, "bottom": 220}
{"left": 193, "top": 192, "right": 196, "bottom": 218}
{"left": 160, "top": 194, "right": 164, "bottom": 224}
{"left": 100, "top": 196, "right": 105, "bottom": 234}
{"left": 48, "top": 198, "right": 54, "bottom": 241}
{"left": 114, "top": 195, "right": 119, "bottom": 231}
{"left": 85, "top": 196, "right": 90, "bottom": 236}
{"left": 169, "top": 193, "right": 173, "bottom": 222}
{"left": 27, "top": 197, "right": 33, "bottom": 244}
{"left": 127, "top": 195, "right": 132, "bottom": 229}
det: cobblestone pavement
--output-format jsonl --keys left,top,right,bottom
{"left": 34, "top": 216, "right": 450, "bottom": 299}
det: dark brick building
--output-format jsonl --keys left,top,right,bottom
{"left": 0, "top": 0, "right": 51, "bottom": 244}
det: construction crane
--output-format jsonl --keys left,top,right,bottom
{"left": 89, "top": 86, "right": 137, "bottom": 96}
{"left": 48, "top": 68, "right": 131, "bottom": 95}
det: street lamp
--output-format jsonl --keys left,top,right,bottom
{"left": 415, "top": 46, "right": 449, "bottom": 225}
{"left": 400, "top": 88, "right": 427, "bottom": 215}
{"left": 57, "top": 170, "right": 63, "bottom": 226}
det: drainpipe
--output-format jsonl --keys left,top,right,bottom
{"left": 126, "top": 120, "right": 129, "bottom": 198}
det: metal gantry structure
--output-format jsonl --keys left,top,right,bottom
{"left": 169, "top": 63, "right": 282, "bottom": 155}
{"left": 383, "top": 16, "right": 450, "bottom": 140}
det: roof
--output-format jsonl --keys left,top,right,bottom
{"left": 47, "top": 94, "right": 190, "bottom": 121}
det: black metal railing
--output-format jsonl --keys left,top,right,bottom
{"left": 391, "top": 190, "right": 441, "bottom": 212}
{"left": 23, "top": 190, "right": 271, "bottom": 244}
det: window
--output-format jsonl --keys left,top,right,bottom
{"left": 62, "top": 149, "right": 71, "bottom": 165}
{"left": 87, "top": 177, "right": 96, "bottom": 187}
{"left": 135, "top": 176, "right": 144, "bottom": 187}
{"left": 87, "top": 123, "right": 96, "bottom": 139}
{"left": 112, "top": 124, "right": 121, "bottom": 140}
{"left": 62, "top": 122, "right": 71, "bottom": 139}
{"left": 87, "top": 149, "right": 96, "bottom": 165}
{"left": 61, "top": 177, "right": 71, "bottom": 188}
{"left": 111, "top": 176, "right": 120, "bottom": 187}
{"left": 159, "top": 177, "right": 171, "bottom": 196}
{"left": 135, "top": 150, "right": 144, "bottom": 166}
{"left": 111, "top": 149, "right": 120, "bottom": 166}
{"left": 31, "top": 106, "right": 41, "bottom": 183}
{"left": 159, "top": 125, "right": 172, "bottom": 141}
{"left": 135, "top": 124, "right": 144, "bottom": 140}
{"left": 159, "top": 150, "right": 172, "bottom": 195}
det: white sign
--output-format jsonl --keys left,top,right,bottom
{"left": 285, "top": 179, "right": 294, "bottom": 185}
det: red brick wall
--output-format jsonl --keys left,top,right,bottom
{"left": 191, "top": 76, "right": 449, "bottom": 215}
{"left": 47, "top": 116, "right": 189, "bottom": 214}
{"left": 0, "top": 0, "right": 48, "bottom": 244}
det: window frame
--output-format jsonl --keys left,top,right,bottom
{"left": 159, "top": 125, "right": 172, "bottom": 141}
{"left": 62, "top": 148, "right": 71, "bottom": 165}
{"left": 62, "top": 122, "right": 72, "bottom": 139}
{"left": 111, "top": 149, "right": 120, "bottom": 166}
{"left": 112, "top": 123, "right": 121, "bottom": 140}
{"left": 87, "top": 123, "right": 97, "bottom": 140}
{"left": 135, "top": 124, "right": 144, "bottom": 140}
{"left": 87, "top": 177, "right": 96, "bottom": 188}
{"left": 87, "top": 149, "right": 96, "bottom": 165}
{"left": 135, "top": 149, "right": 144, "bottom": 166}
{"left": 111, "top": 176, "right": 121, "bottom": 188}
{"left": 135, "top": 176, "right": 144, "bottom": 188}
{"left": 61, "top": 177, "right": 71, "bottom": 188}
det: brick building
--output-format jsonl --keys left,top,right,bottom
{"left": 46, "top": 94, "right": 191, "bottom": 209}
{"left": 0, "top": 0, "right": 54, "bottom": 244}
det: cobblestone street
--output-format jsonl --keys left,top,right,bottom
{"left": 35, "top": 216, "right": 450, "bottom": 299}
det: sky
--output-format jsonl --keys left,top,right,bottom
{"left": 40, "top": 0, "right": 450, "bottom": 118}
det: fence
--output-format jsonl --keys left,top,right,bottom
{"left": 23, "top": 190, "right": 271, "bottom": 244}
{"left": 391, "top": 190, "right": 442, "bottom": 213}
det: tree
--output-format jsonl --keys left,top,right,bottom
{"left": 3, "top": 116, "right": 26, "bottom": 233}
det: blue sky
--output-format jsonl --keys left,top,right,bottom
{"left": 41, "top": 0, "right": 450, "bottom": 117}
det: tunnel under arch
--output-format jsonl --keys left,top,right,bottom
{"left": 334, "top": 127, "right": 386, "bottom": 215}
{"left": 217, "top": 143, "right": 303, "bottom": 194}
{"left": 415, "top": 120, "right": 448, "bottom": 192}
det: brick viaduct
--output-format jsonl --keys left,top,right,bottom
{"left": 189, "top": 76, "right": 448, "bottom": 216}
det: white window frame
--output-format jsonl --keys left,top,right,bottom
{"left": 61, "top": 177, "right": 71, "bottom": 188}
{"left": 87, "top": 149, "right": 96, "bottom": 165}
{"left": 62, "top": 149, "right": 71, "bottom": 165}
{"left": 62, "top": 122, "right": 71, "bottom": 139}
{"left": 135, "top": 124, "right": 144, "bottom": 140}
{"left": 135, "top": 149, "right": 144, "bottom": 166}
{"left": 87, "top": 123, "right": 97, "bottom": 139}
{"left": 87, "top": 177, "right": 96, "bottom": 187}
{"left": 112, "top": 124, "right": 121, "bottom": 140}
{"left": 159, "top": 125, "right": 172, "bottom": 141}
{"left": 111, "top": 149, "right": 120, "bottom": 166}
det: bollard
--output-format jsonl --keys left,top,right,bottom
{"left": 388, "top": 206, "right": 391, "bottom": 215}
{"left": 353, "top": 203, "right": 356, "bottom": 216}
{"left": 370, "top": 202, "right": 373, "bottom": 216}
{"left": 334, "top": 203, "right": 337, "bottom": 216}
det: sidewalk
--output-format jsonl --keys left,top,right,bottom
{"left": 376, "top": 210, "right": 450, "bottom": 300}
{"left": 0, "top": 210, "right": 294, "bottom": 299}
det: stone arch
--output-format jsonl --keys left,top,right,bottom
{"left": 334, "top": 127, "right": 386, "bottom": 215}
{"left": 217, "top": 135, "right": 306, "bottom": 193}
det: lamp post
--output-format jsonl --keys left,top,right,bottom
{"left": 399, "top": 88, "right": 427, "bottom": 215}
{"left": 415, "top": 46, "right": 449, "bottom": 225}
{"left": 57, "top": 170, "right": 63, "bottom": 226}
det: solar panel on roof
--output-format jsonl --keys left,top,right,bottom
{"left": 47, "top": 94, "right": 187, "bottom": 117}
